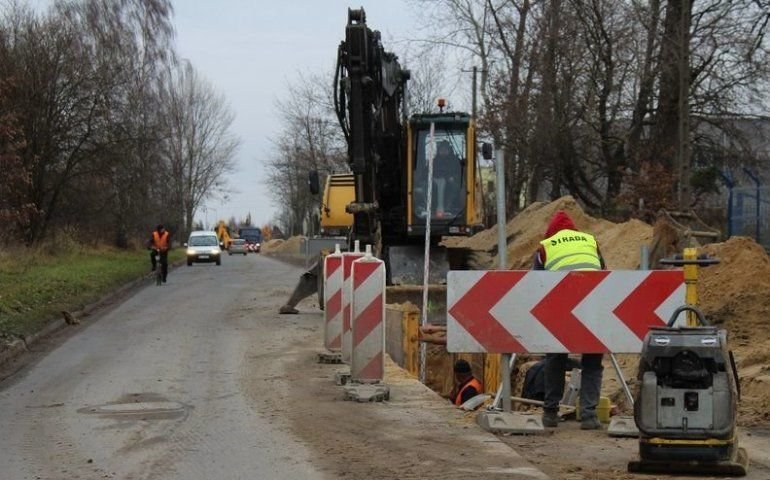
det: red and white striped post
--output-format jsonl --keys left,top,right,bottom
{"left": 323, "top": 244, "right": 343, "bottom": 352}
{"left": 350, "top": 245, "right": 387, "bottom": 383}
{"left": 341, "top": 241, "right": 364, "bottom": 364}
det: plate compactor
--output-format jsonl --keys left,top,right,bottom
{"left": 628, "top": 305, "right": 748, "bottom": 476}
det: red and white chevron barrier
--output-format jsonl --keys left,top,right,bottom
{"left": 350, "top": 248, "right": 386, "bottom": 383}
{"left": 323, "top": 245, "right": 343, "bottom": 351}
{"left": 341, "top": 242, "right": 364, "bottom": 363}
{"left": 447, "top": 270, "right": 685, "bottom": 354}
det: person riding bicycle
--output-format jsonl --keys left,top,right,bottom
{"left": 147, "top": 224, "right": 170, "bottom": 283}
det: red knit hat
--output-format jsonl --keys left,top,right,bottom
{"left": 545, "top": 211, "right": 576, "bottom": 238}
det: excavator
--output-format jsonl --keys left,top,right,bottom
{"left": 332, "top": 7, "right": 483, "bottom": 284}
{"left": 215, "top": 220, "right": 232, "bottom": 249}
{"left": 280, "top": 7, "right": 482, "bottom": 313}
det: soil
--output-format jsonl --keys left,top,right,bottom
{"left": 261, "top": 239, "right": 285, "bottom": 252}
{"left": 262, "top": 235, "right": 306, "bottom": 255}
{"left": 699, "top": 237, "right": 770, "bottom": 426}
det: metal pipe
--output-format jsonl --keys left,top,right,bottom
{"left": 610, "top": 353, "right": 634, "bottom": 407}
{"left": 496, "top": 150, "right": 507, "bottom": 269}
{"left": 490, "top": 353, "right": 516, "bottom": 410}
{"left": 501, "top": 353, "right": 512, "bottom": 412}
{"left": 419, "top": 123, "right": 437, "bottom": 384}
{"left": 488, "top": 149, "right": 512, "bottom": 411}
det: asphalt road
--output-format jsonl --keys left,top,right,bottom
{"left": 0, "top": 253, "right": 323, "bottom": 480}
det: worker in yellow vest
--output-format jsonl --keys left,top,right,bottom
{"left": 535, "top": 210, "right": 605, "bottom": 430}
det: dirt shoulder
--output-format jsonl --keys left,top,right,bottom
{"left": 243, "top": 300, "right": 549, "bottom": 479}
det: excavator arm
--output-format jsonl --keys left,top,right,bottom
{"left": 335, "top": 8, "right": 410, "bottom": 249}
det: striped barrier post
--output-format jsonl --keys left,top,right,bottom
{"left": 323, "top": 244, "right": 343, "bottom": 352}
{"left": 318, "top": 244, "right": 344, "bottom": 365}
{"left": 350, "top": 246, "right": 386, "bottom": 383}
{"left": 341, "top": 241, "right": 364, "bottom": 364}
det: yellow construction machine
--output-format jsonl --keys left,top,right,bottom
{"left": 328, "top": 7, "right": 483, "bottom": 284}
{"left": 215, "top": 220, "right": 232, "bottom": 249}
{"left": 318, "top": 173, "right": 355, "bottom": 238}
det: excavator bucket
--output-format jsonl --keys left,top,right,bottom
{"left": 386, "top": 245, "right": 452, "bottom": 285}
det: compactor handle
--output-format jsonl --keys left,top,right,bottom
{"left": 659, "top": 253, "right": 720, "bottom": 266}
{"left": 666, "top": 305, "right": 709, "bottom": 327}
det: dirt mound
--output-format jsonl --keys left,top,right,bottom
{"left": 697, "top": 237, "right": 770, "bottom": 425}
{"left": 263, "top": 236, "right": 305, "bottom": 254}
{"left": 261, "top": 239, "right": 285, "bottom": 252}
{"left": 449, "top": 195, "right": 653, "bottom": 270}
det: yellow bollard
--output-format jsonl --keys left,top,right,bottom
{"left": 402, "top": 308, "right": 420, "bottom": 377}
{"left": 597, "top": 397, "right": 611, "bottom": 423}
{"left": 484, "top": 353, "right": 501, "bottom": 395}
{"left": 683, "top": 247, "right": 699, "bottom": 326}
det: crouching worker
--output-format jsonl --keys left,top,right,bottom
{"left": 450, "top": 359, "right": 483, "bottom": 407}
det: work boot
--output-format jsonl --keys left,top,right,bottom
{"left": 279, "top": 305, "right": 299, "bottom": 314}
{"left": 542, "top": 410, "right": 559, "bottom": 428}
{"left": 580, "top": 416, "right": 602, "bottom": 430}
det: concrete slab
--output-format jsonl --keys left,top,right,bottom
{"left": 342, "top": 383, "right": 391, "bottom": 402}
{"left": 607, "top": 415, "right": 639, "bottom": 437}
{"left": 334, "top": 369, "right": 351, "bottom": 386}
{"left": 317, "top": 351, "right": 343, "bottom": 364}
{"left": 477, "top": 410, "right": 546, "bottom": 435}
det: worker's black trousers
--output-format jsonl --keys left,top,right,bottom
{"left": 543, "top": 353, "right": 603, "bottom": 418}
{"left": 150, "top": 250, "right": 168, "bottom": 281}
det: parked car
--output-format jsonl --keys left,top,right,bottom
{"left": 228, "top": 238, "right": 248, "bottom": 255}
{"left": 185, "top": 231, "right": 222, "bottom": 266}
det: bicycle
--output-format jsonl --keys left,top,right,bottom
{"left": 153, "top": 249, "right": 163, "bottom": 286}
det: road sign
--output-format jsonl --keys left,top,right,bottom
{"left": 447, "top": 270, "right": 685, "bottom": 354}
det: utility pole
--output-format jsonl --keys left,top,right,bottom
{"left": 462, "top": 65, "right": 488, "bottom": 224}
{"left": 461, "top": 66, "right": 484, "bottom": 120}
{"left": 471, "top": 66, "right": 478, "bottom": 119}
{"left": 676, "top": 0, "right": 692, "bottom": 208}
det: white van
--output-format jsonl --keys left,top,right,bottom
{"left": 185, "top": 231, "right": 222, "bottom": 266}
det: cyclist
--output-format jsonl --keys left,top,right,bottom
{"left": 147, "top": 224, "right": 170, "bottom": 283}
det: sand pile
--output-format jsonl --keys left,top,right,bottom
{"left": 263, "top": 235, "right": 305, "bottom": 254}
{"left": 261, "top": 239, "right": 285, "bottom": 252}
{"left": 448, "top": 196, "right": 653, "bottom": 270}
{"left": 698, "top": 237, "right": 770, "bottom": 425}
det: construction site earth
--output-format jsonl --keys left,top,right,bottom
{"left": 263, "top": 195, "right": 770, "bottom": 479}
{"left": 3, "top": 196, "right": 770, "bottom": 479}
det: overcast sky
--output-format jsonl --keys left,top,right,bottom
{"left": 172, "top": 1, "right": 420, "bottom": 228}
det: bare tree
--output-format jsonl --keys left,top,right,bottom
{"left": 0, "top": 81, "right": 36, "bottom": 242}
{"left": 265, "top": 72, "right": 347, "bottom": 235}
{"left": 0, "top": 0, "right": 177, "bottom": 244}
{"left": 409, "top": 0, "right": 770, "bottom": 217}
{"left": 161, "top": 61, "right": 239, "bottom": 238}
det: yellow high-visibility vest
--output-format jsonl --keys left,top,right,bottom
{"left": 540, "top": 229, "right": 601, "bottom": 271}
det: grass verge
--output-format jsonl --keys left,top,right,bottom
{"left": 0, "top": 247, "right": 184, "bottom": 339}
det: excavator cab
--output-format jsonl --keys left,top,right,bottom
{"left": 407, "top": 113, "right": 481, "bottom": 238}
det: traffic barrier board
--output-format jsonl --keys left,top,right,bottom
{"left": 447, "top": 270, "right": 685, "bottom": 354}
